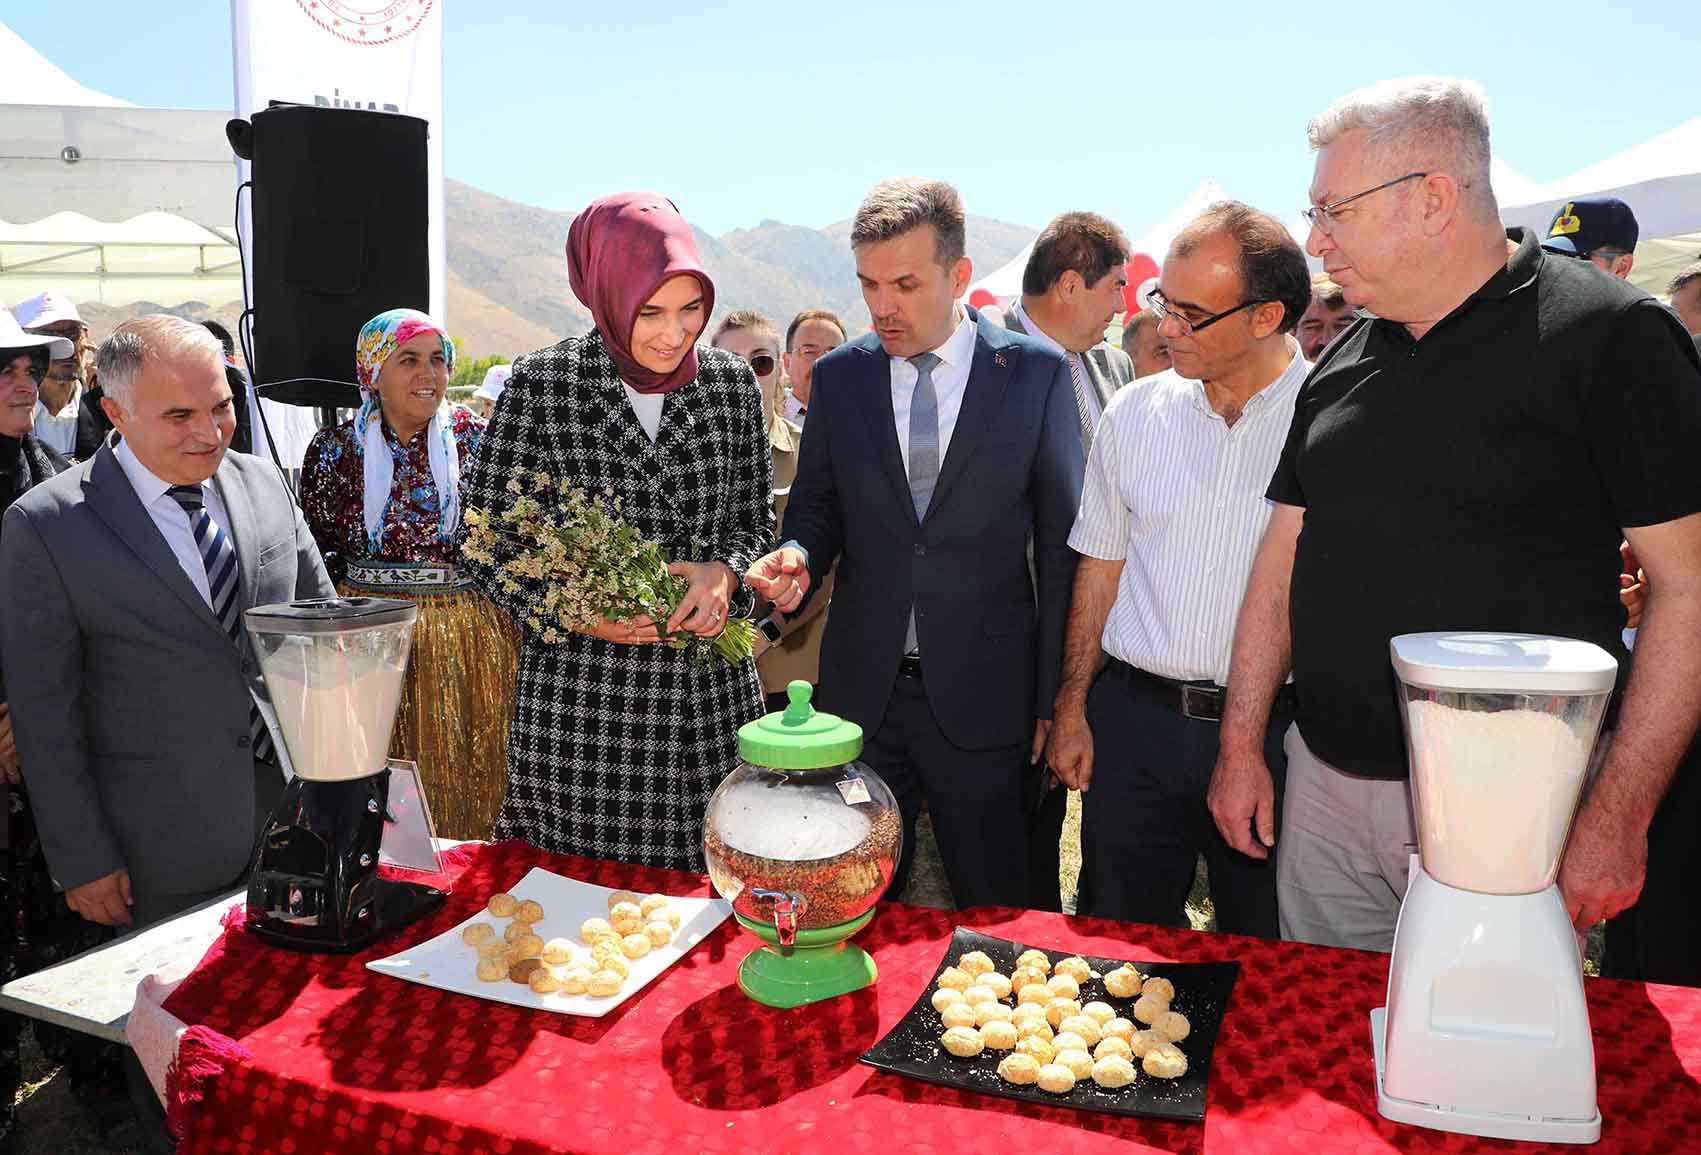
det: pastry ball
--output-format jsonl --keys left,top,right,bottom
{"left": 461, "top": 922, "right": 496, "bottom": 946}
{"left": 1103, "top": 965, "right": 1143, "bottom": 1000}
{"left": 560, "top": 967, "right": 592, "bottom": 995}
{"left": 1054, "top": 956, "right": 1092, "bottom": 985}
{"left": 504, "top": 919, "right": 536, "bottom": 943}
{"left": 1094, "top": 1036, "right": 1133, "bottom": 1061}
{"left": 610, "top": 912, "right": 644, "bottom": 937}
{"left": 980, "top": 972, "right": 1013, "bottom": 1000}
{"left": 937, "top": 966, "right": 974, "bottom": 992}
{"left": 1054, "top": 1048, "right": 1095, "bottom": 1081}
{"left": 620, "top": 933, "right": 652, "bottom": 960}
{"left": 973, "top": 1001, "right": 1013, "bottom": 1027}
{"left": 1142, "top": 976, "right": 1176, "bottom": 1003}
{"left": 1017, "top": 983, "right": 1053, "bottom": 1007}
{"left": 996, "top": 1053, "right": 1041, "bottom": 1086}
{"left": 474, "top": 957, "right": 507, "bottom": 982}
{"left": 957, "top": 950, "right": 996, "bottom": 978}
{"left": 591, "top": 938, "right": 624, "bottom": 963}
{"left": 941, "top": 1003, "right": 978, "bottom": 1030}
{"left": 541, "top": 938, "right": 575, "bottom": 966}
{"left": 1154, "top": 1010, "right": 1191, "bottom": 1042}
{"left": 1045, "top": 997, "right": 1082, "bottom": 1029}
{"left": 608, "top": 900, "right": 643, "bottom": 923}
{"left": 1015, "top": 948, "right": 1051, "bottom": 975}
{"left": 605, "top": 890, "right": 641, "bottom": 912}
{"left": 1010, "top": 965, "right": 1046, "bottom": 992}
{"left": 1011, "top": 1002, "right": 1048, "bottom": 1027}
{"left": 1058, "top": 1015, "right": 1102, "bottom": 1048}
{"left": 1092, "top": 1054, "right": 1138, "bottom": 1089}
{"left": 643, "top": 920, "right": 674, "bottom": 948}
{"left": 528, "top": 967, "right": 562, "bottom": 994}
{"left": 941, "top": 1026, "right": 984, "bottom": 1058}
{"left": 596, "top": 953, "right": 630, "bottom": 979}
{"left": 507, "top": 958, "right": 543, "bottom": 985}
{"left": 1016, "top": 1034, "right": 1055, "bottom": 1064}
{"left": 579, "top": 917, "right": 616, "bottom": 945}
{"left": 510, "top": 933, "right": 545, "bottom": 960}
{"left": 1080, "top": 1001, "right": 1116, "bottom": 1026}
{"left": 658, "top": 907, "right": 682, "bottom": 930}
{"left": 1129, "top": 1029, "right": 1166, "bottom": 1058}
{"left": 486, "top": 892, "right": 518, "bottom": 917}
{"left": 514, "top": 899, "right": 546, "bottom": 924}
{"left": 639, "top": 894, "right": 671, "bottom": 918}
{"left": 1143, "top": 1042, "right": 1189, "bottom": 1079}
{"left": 1014, "top": 1018, "right": 1053, "bottom": 1042}
{"left": 1051, "top": 1031, "right": 1089, "bottom": 1055}
{"left": 961, "top": 984, "right": 997, "bottom": 1008}
{"left": 1036, "top": 1063, "right": 1076, "bottom": 1094}
{"left": 978, "top": 1020, "right": 1018, "bottom": 1050}
{"left": 476, "top": 938, "right": 509, "bottom": 960}
{"left": 1101, "top": 1017, "right": 1136, "bottom": 1043}
{"left": 587, "top": 969, "right": 624, "bottom": 997}
{"left": 1132, "top": 994, "right": 1170, "bottom": 1025}
{"left": 1045, "top": 973, "right": 1080, "bottom": 1000}
{"left": 932, "top": 987, "right": 966, "bottom": 1013}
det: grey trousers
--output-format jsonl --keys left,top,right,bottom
{"left": 1275, "top": 724, "right": 1417, "bottom": 952}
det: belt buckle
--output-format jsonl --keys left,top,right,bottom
{"left": 1180, "top": 684, "right": 1222, "bottom": 723}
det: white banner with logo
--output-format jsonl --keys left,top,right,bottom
{"left": 228, "top": 0, "right": 446, "bottom": 465}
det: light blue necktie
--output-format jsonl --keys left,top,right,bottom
{"left": 904, "top": 352, "right": 941, "bottom": 654}
{"left": 168, "top": 485, "right": 274, "bottom": 763}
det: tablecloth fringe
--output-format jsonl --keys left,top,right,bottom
{"left": 165, "top": 1025, "right": 251, "bottom": 1141}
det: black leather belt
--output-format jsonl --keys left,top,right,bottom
{"left": 898, "top": 653, "right": 924, "bottom": 678}
{"left": 1108, "top": 657, "right": 1295, "bottom": 723}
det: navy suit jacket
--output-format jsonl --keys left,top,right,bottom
{"left": 784, "top": 309, "right": 1084, "bottom": 750}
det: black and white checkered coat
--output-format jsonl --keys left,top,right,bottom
{"left": 461, "top": 332, "right": 773, "bottom": 870}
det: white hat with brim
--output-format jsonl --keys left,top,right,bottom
{"left": 12, "top": 291, "right": 82, "bottom": 332}
{"left": 0, "top": 308, "right": 74, "bottom": 361}
{"left": 473, "top": 363, "right": 512, "bottom": 402}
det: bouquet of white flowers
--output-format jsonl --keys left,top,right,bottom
{"left": 461, "top": 472, "right": 755, "bottom": 666}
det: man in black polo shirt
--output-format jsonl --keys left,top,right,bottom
{"left": 1208, "top": 75, "right": 1701, "bottom": 953}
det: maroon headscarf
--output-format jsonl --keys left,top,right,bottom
{"left": 566, "top": 192, "right": 716, "bottom": 394}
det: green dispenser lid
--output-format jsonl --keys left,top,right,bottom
{"left": 736, "top": 680, "right": 864, "bottom": 770}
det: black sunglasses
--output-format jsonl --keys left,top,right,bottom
{"left": 745, "top": 352, "right": 777, "bottom": 377}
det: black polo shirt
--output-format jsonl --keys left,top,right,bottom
{"left": 1267, "top": 228, "right": 1701, "bottom": 778}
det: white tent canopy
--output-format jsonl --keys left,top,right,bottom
{"left": 1501, "top": 117, "right": 1701, "bottom": 295}
{"left": 0, "top": 210, "right": 239, "bottom": 307}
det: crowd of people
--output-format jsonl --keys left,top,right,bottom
{"left": 1, "top": 72, "right": 1700, "bottom": 1151}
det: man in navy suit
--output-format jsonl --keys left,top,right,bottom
{"left": 746, "top": 178, "right": 1084, "bottom": 908}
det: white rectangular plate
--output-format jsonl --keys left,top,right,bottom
{"left": 365, "top": 867, "right": 732, "bottom": 1018}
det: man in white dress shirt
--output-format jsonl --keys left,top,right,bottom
{"left": 1047, "top": 202, "right": 1312, "bottom": 935}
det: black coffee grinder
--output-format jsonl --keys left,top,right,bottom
{"left": 243, "top": 598, "right": 444, "bottom": 951}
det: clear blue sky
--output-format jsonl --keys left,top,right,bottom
{"left": 9, "top": 1, "right": 1695, "bottom": 238}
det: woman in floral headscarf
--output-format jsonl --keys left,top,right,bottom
{"left": 299, "top": 308, "right": 518, "bottom": 839}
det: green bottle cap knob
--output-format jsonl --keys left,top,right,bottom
{"left": 736, "top": 680, "right": 864, "bottom": 769}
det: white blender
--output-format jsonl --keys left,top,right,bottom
{"left": 1371, "top": 631, "right": 1614, "bottom": 1144}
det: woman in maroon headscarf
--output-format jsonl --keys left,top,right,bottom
{"left": 461, "top": 192, "right": 773, "bottom": 870}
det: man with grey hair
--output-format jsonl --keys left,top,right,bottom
{"left": 746, "top": 177, "right": 1084, "bottom": 908}
{"left": 0, "top": 314, "right": 333, "bottom": 933}
{"left": 1211, "top": 76, "right": 1701, "bottom": 955}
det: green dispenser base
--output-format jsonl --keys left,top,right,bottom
{"left": 733, "top": 909, "right": 878, "bottom": 1008}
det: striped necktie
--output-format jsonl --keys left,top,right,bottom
{"left": 1067, "top": 352, "right": 1095, "bottom": 455}
{"left": 167, "top": 484, "right": 274, "bottom": 763}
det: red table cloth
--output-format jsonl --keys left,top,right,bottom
{"left": 162, "top": 841, "right": 1701, "bottom": 1154}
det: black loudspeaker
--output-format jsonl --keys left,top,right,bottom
{"left": 245, "top": 104, "right": 430, "bottom": 408}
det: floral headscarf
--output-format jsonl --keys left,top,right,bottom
{"left": 351, "top": 308, "right": 460, "bottom": 550}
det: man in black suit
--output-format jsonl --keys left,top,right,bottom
{"left": 746, "top": 177, "right": 1084, "bottom": 908}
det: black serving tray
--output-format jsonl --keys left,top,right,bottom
{"left": 859, "top": 927, "right": 1240, "bottom": 1121}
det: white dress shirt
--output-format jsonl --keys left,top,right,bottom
{"left": 32, "top": 383, "right": 82, "bottom": 457}
{"left": 1009, "top": 300, "right": 1104, "bottom": 429}
{"left": 1068, "top": 341, "right": 1309, "bottom": 684}
{"left": 624, "top": 384, "right": 665, "bottom": 442}
{"left": 892, "top": 306, "right": 978, "bottom": 475}
{"left": 114, "top": 437, "right": 239, "bottom": 609}
{"left": 782, "top": 389, "right": 807, "bottom": 427}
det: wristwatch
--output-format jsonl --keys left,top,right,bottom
{"left": 757, "top": 615, "right": 784, "bottom": 645}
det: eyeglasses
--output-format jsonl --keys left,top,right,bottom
{"left": 1146, "top": 289, "right": 1259, "bottom": 337}
{"left": 743, "top": 352, "right": 777, "bottom": 377}
{"left": 1303, "top": 171, "right": 1429, "bottom": 234}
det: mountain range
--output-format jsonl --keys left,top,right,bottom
{"left": 76, "top": 180, "right": 1038, "bottom": 362}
